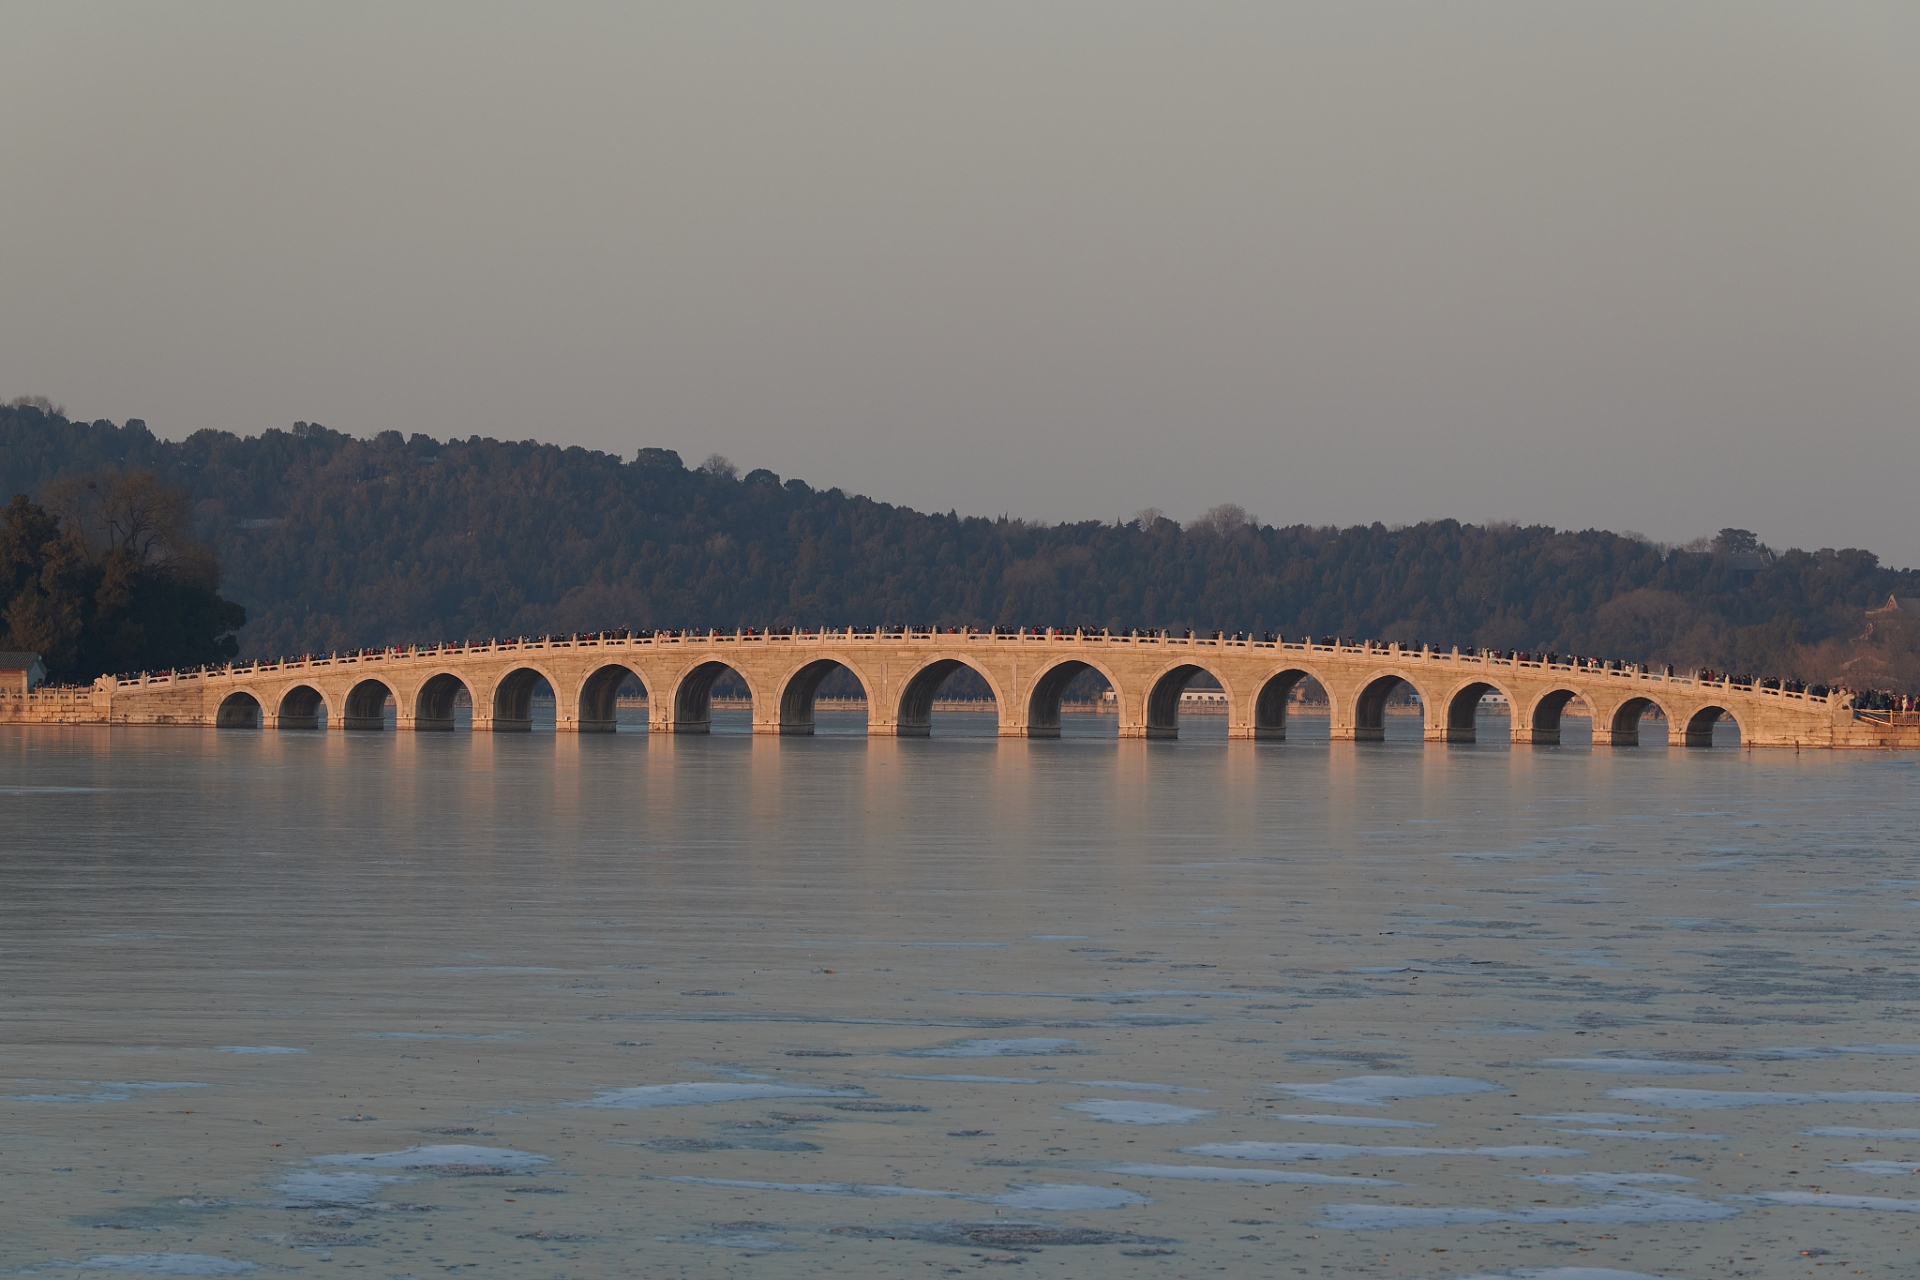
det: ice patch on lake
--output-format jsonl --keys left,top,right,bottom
{"left": 1752, "top": 1191, "right": 1920, "bottom": 1212}
{"left": 696, "top": 1232, "right": 808, "bottom": 1251}
{"left": 1538, "top": 1059, "right": 1738, "bottom": 1076}
{"left": 77, "top": 1256, "right": 258, "bottom": 1275}
{"left": 1064, "top": 1099, "right": 1213, "bottom": 1125}
{"left": 1805, "top": 1127, "right": 1920, "bottom": 1139}
{"left": 1269, "top": 1075, "right": 1501, "bottom": 1107}
{"left": 1527, "top": 1114, "right": 1664, "bottom": 1125}
{"left": 994, "top": 1183, "right": 1149, "bottom": 1210}
{"left": 213, "top": 1046, "right": 304, "bottom": 1054}
{"left": 1609, "top": 1088, "right": 1920, "bottom": 1109}
{"left": 1523, "top": 1173, "right": 1702, "bottom": 1192}
{"left": 1550, "top": 1129, "right": 1726, "bottom": 1142}
{"left": 667, "top": 1176, "right": 1147, "bottom": 1210}
{"left": 1458, "top": 1272, "right": 1672, "bottom": 1280}
{"left": 274, "top": 1170, "right": 411, "bottom": 1205}
{"left": 11, "top": 1080, "right": 210, "bottom": 1103}
{"left": 1103, "top": 1162, "right": 1402, "bottom": 1186}
{"left": 355, "top": 1031, "right": 517, "bottom": 1040}
{"left": 890, "top": 1074, "right": 1037, "bottom": 1084}
{"left": 1071, "top": 1080, "right": 1213, "bottom": 1093}
{"left": 1265, "top": 1113, "right": 1436, "bottom": 1129}
{"left": 308, "top": 1144, "right": 549, "bottom": 1172}
{"left": 1183, "top": 1141, "right": 1583, "bottom": 1161}
{"left": 1750, "top": 1044, "right": 1920, "bottom": 1059}
{"left": 903, "top": 1038, "right": 1082, "bottom": 1058}
{"left": 11, "top": 1090, "right": 138, "bottom": 1102}
{"left": 1321, "top": 1172, "right": 1734, "bottom": 1229}
{"left": 1828, "top": 1161, "right": 1920, "bottom": 1175}
{"left": 573, "top": 1082, "right": 866, "bottom": 1108}
{"left": 1532, "top": 951, "right": 1626, "bottom": 968}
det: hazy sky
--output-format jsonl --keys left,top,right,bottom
{"left": 5, "top": 3, "right": 1918, "bottom": 563}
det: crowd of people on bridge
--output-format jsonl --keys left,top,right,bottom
{"left": 1840, "top": 687, "right": 1920, "bottom": 713}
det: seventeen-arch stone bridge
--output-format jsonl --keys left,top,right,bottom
{"left": 47, "top": 628, "right": 1915, "bottom": 749}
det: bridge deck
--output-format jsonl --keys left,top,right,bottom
{"left": 3, "top": 629, "right": 1910, "bottom": 749}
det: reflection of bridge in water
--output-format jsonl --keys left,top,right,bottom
{"left": 32, "top": 628, "right": 1918, "bottom": 749}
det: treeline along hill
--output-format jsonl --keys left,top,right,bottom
{"left": 3, "top": 402, "right": 1917, "bottom": 689}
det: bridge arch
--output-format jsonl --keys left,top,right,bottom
{"left": 341, "top": 677, "right": 396, "bottom": 730}
{"left": 1026, "top": 656, "right": 1117, "bottom": 739}
{"left": 1251, "top": 665, "right": 1334, "bottom": 740}
{"left": 576, "top": 662, "right": 647, "bottom": 733}
{"left": 1440, "top": 676, "right": 1517, "bottom": 744}
{"left": 274, "top": 682, "right": 328, "bottom": 729}
{"left": 414, "top": 670, "right": 473, "bottom": 731}
{"left": 1681, "top": 703, "right": 1744, "bottom": 748}
{"left": 774, "top": 656, "right": 875, "bottom": 736}
{"left": 666, "top": 657, "right": 761, "bottom": 734}
{"left": 489, "top": 663, "right": 562, "bottom": 732}
{"left": 1607, "top": 695, "right": 1674, "bottom": 747}
{"left": 1524, "top": 687, "right": 1586, "bottom": 746}
{"left": 895, "top": 656, "right": 1005, "bottom": 737}
{"left": 1142, "top": 660, "right": 1233, "bottom": 739}
{"left": 215, "top": 690, "right": 261, "bottom": 729}
{"left": 1352, "top": 669, "right": 1430, "bottom": 741}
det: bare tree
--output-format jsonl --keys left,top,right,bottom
{"left": 699, "top": 453, "right": 739, "bottom": 481}
{"left": 7, "top": 393, "right": 66, "bottom": 417}
{"left": 44, "top": 469, "right": 194, "bottom": 566}
{"left": 1191, "top": 502, "right": 1253, "bottom": 537}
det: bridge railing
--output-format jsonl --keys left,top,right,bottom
{"left": 93, "top": 627, "right": 1835, "bottom": 708}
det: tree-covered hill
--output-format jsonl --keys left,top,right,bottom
{"left": 4, "top": 402, "right": 1915, "bottom": 686}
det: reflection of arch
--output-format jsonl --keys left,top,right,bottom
{"left": 1608, "top": 695, "right": 1672, "bottom": 747}
{"left": 1682, "top": 705, "right": 1741, "bottom": 748}
{"left": 216, "top": 691, "right": 261, "bottom": 729}
{"left": 668, "top": 659, "right": 756, "bottom": 734}
{"left": 896, "top": 657, "right": 1001, "bottom": 737}
{"left": 1026, "top": 658, "right": 1115, "bottom": 739}
{"left": 1144, "top": 663, "right": 1229, "bottom": 739}
{"left": 776, "top": 658, "right": 871, "bottom": 736}
{"left": 342, "top": 678, "right": 394, "bottom": 730}
{"left": 1251, "top": 667, "right": 1325, "bottom": 740}
{"left": 276, "top": 683, "right": 326, "bottom": 729}
{"left": 578, "top": 662, "right": 645, "bottom": 733}
{"left": 490, "top": 666, "right": 554, "bottom": 732}
{"left": 414, "top": 671, "right": 470, "bottom": 731}
{"left": 1441, "top": 678, "right": 1513, "bottom": 744}
{"left": 1526, "top": 688, "right": 1582, "bottom": 745}
{"left": 1353, "top": 671, "right": 1427, "bottom": 741}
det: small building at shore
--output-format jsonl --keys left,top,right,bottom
{"left": 0, "top": 652, "right": 48, "bottom": 694}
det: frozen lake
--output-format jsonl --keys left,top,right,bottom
{"left": 3, "top": 712, "right": 1918, "bottom": 1277}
